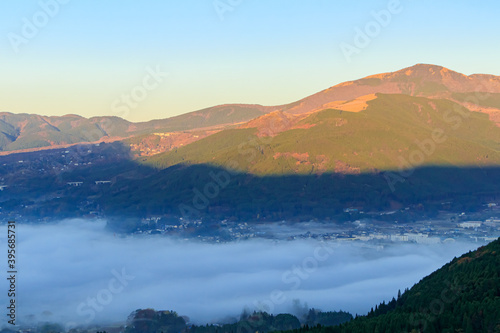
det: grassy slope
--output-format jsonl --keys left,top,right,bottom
{"left": 452, "top": 92, "right": 500, "bottom": 109}
{"left": 142, "top": 94, "right": 500, "bottom": 174}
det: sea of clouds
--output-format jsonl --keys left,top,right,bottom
{"left": 0, "top": 219, "right": 484, "bottom": 327}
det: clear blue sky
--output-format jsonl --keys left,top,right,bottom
{"left": 1, "top": 0, "right": 499, "bottom": 122}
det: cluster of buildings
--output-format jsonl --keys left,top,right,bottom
{"left": 66, "top": 180, "right": 111, "bottom": 186}
{"left": 129, "top": 206, "right": 500, "bottom": 245}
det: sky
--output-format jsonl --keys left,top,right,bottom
{"left": 0, "top": 219, "right": 484, "bottom": 327}
{"left": 1, "top": 1, "right": 500, "bottom": 122}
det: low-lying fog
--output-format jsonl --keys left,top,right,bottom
{"left": 0, "top": 219, "right": 485, "bottom": 327}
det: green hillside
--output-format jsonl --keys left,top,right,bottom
{"left": 93, "top": 93, "right": 500, "bottom": 220}
{"left": 452, "top": 92, "right": 500, "bottom": 109}
{"left": 284, "top": 237, "right": 500, "bottom": 333}
{"left": 143, "top": 94, "right": 500, "bottom": 174}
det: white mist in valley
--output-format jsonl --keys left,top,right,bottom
{"left": 0, "top": 219, "right": 485, "bottom": 326}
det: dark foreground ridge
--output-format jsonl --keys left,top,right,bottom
{"left": 281, "top": 237, "right": 500, "bottom": 333}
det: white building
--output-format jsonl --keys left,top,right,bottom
{"left": 458, "top": 221, "right": 482, "bottom": 229}
{"left": 390, "top": 234, "right": 408, "bottom": 242}
{"left": 404, "top": 233, "right": 441, "bottom": 244}
{"left": 95, "top": 180, "right": 111, "bottom": 185}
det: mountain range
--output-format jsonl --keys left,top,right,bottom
{"left": 2, "top": 64, "right": 500, "bottom": 155}
{"left": 1, "top": 64, "right": 500, "bottom": 220}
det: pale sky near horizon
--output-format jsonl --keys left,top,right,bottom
{"left": 1, "top": 0, "right": 499, "bottom": 122}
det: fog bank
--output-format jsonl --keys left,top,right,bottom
{"left": 0, "top": 219, "right": 483, "bottom": 327}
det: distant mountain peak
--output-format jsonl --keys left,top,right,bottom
{"left": 365, "top": 63, "right": 466, "bottom": 81}
{"left": 283, "top": 64, "right": 500, "bottom": 115}
{"left": 407, "top": 63, "right": 448, "bottom": 71}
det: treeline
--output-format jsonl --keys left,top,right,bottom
{"left": 121, "top": 308, "right": 352, "bottom": 333}
{"left": 283, "top": 237, "right": 500, "bottom": 333}
{"left": 125, "top": 309, "right": 187, "bottom": 333}
{"left": 191, "top": 310, "right": 352, "bottom": 333}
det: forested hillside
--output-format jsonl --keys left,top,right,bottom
{"left": 284, "top": 238, "right": 500, "bottom": 333}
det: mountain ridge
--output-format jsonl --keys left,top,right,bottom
{"left": 280, "top": 64, "right": 500, "bottom": 116}
{"left": 2, "top": 64, "right": 500, "bottom": 155}
{"left": 0, "top": 104, "right": 273, "bottom": 152}
{"left": 143, "top": 92, "right": 500, "bottom": 175}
